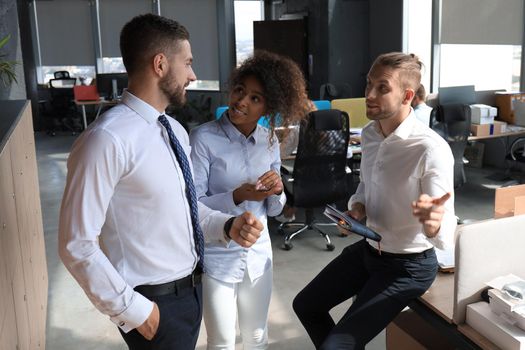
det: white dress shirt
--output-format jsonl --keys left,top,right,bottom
{"left": 349, "top": 110, "right": 456, "bottom": 253}
{"left": 190, "top": 114, "right": 286, "bottom": 283}
{"left": 414, "top": 102, "right": 433, "bottom": 127}
{"left": 59, "top": 91, "right": 230, "bottom": 333}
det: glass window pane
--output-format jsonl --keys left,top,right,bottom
{"left": 440, "top": 44, "right": 521, "bottom": 91}
{"left": 405, "top": 0, "right": 432, "bottom": 92}
{"left": 234, "top": 1, "right": 263, "bottom": 65}
{"left": 42, "top": 66, "right": 96, "bottom": 85}
{"left": 101, "top": 57, "right": 126, "bottom": 74}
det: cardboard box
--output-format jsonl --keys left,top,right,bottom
{"left": 470, "top": 120, "right": 506, "bottom": 136}
{"left": 495, "top": 92, "right": 525, "bottom": 125}
{"left": 467, "top": 301, "right": 525, "bottom": 350}
{"left": 470, "top": 104, "right": 496, "bottom": 124}
{"left": 386, "top": 310, "right": 455, "bottom": 350}
{"left": 494, "top": 184, "right": 525, "bottom": 218}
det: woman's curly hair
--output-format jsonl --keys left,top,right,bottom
{"left": 228, "top": 50, "right": 309, "bottom": 143}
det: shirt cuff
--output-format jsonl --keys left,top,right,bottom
{"left": 110, "top": 291, "right": 153, "bottom": 333}
{"left": 427, "top": 214, "right": 456, "bottom": 251}
{"left": 267, "top": 192, "right": 286, "bottom": 216}
{"left": 348, "top": 193, "right": 365, "bottom": 209}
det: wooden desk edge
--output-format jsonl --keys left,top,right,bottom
{"left": 458, "top": 323, "right": 500, "bottom": 350}
{"left": 418, "top": 272, "right": 455, "bottom": 324}
{"left": 468, "top": 127, "right": 525, "bottom": 141}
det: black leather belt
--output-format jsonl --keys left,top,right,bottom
{"left": 134, "top": 268, "right": 202, "bottom": 298}
{"left": 367, "top": 243, "right": 434, "bottom": 259}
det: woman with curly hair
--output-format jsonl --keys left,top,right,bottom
{"left": 189, "top": 50, "right": 309, "bottom": 349}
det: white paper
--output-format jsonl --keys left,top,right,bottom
{"left": 487, "top": 274, "right": 524, "bottom": 290}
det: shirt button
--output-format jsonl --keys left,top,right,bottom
{"left": 119, "top": 321, "right": 125, "bottom": 327}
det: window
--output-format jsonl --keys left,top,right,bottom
{"left": 404, "top": 0, "right": 432, "bottom": 91}
{"left": 440, "top": 44, "right": 521, "bottom": 91}
{"left": 100, "top": 57, "right": 126, "bottom": 74}
{"left": 234, "top": 0, "right": 263, "bottom": 65}
{"left": 41, "top": 66, "right": 96, "bottom": 85}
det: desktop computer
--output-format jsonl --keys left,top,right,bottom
{"left": 96, "top": 73, "right": 128, "bottom": 100}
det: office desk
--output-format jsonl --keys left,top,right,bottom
{"left": 409, "top": 273, "right": 499, "bottom": 349}
{"left": 74, "top": 99, "right": 118, "bottom": 130}
{"left": 468, "top": 124, "right": 525, "bottom": 141}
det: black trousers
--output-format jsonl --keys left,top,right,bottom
{"left": 293, "top": 239, "right": 437, "bottom": 350}
{"left": 119, "top": 284, "right": 202, "bottom": 350}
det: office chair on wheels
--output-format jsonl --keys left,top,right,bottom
{"left": 278, "top": 109, "right": 350, "bottom": 251}
{"left": 49, "top": 77, "right": 81, "bottom": 134}
{"left": 430, "top": 103, "right": 471, "bottom": 188}
{"left": 503, "top": 137, "right": 525, "bottom": 184}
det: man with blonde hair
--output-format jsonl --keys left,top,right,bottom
{"left": 293, "top": 52, "right": 456, "bottom": 349}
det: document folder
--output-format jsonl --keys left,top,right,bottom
{"left": 323, "top": 204, "right": 382, "bottom": 242}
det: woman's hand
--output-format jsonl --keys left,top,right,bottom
{"left": 255, "top": 170, "right": 283, "bottom": 195}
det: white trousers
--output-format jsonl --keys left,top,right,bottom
{"left": 203, "top": 268, "right": 273, "bottom": 350}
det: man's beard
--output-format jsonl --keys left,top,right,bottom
{"left": 159, "top": 75, "right": 186, "bottom": 108}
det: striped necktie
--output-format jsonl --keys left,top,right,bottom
{"left": 158, "top": 115, "right": 204, "bottom": 271}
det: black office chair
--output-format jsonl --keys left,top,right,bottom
{"left": 430, "top": 103, "right": 471, "bottom": 188}
{"left": 53, "top": 70, "right": 70, "bottom": 79}
{"left": 49, "top": 77, "right": 81, "bottom": 133}
{"left": 504, "top": 137, "right": 525, "bottom": 184}
{"left": 319, "top": 82, "right": 352, "bottom": 101}
{"left": 278, "top": 109, "right": 350, "bottom": 251}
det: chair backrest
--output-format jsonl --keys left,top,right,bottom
{"left": 313, "top": 100, "right": 331, "bottom": 111}
{"left": 54, "top": 70, "right": 70, "bottom": 79}
{"left": 430, "top": 103, "right": 471, "bottom": 187}
{"left": 453, "top": 215, "right": 525, "bottom": 324}
{"left": 319, "top": 83, "right": 352, "bottom": 100}
{"left": 215, "top": 106, "right": 228, "bottom": 119}
{"left": 49, "top": 78, "right": 76, "bottom": 89}
{"left": 292, "top": 109, "right": 350, "bottom": 207}
{"left": 49, "top": 78, "right": 77, "bottom": 108}
{"left": 330, "top": 98, "right": 369, "bottom": 128}
{"left": 73, "top": 85, "right": 100, "bottom": 101}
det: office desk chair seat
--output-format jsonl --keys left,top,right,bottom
{"left": 278, "top": 109, "right": 350, "bottom": 251}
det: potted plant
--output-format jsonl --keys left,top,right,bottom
{"left": 0, "top": 34, "right": 18, "bottom": 87}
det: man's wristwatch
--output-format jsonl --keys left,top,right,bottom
{"left": 224, "top": 217, "right": 235, "bottom": 239}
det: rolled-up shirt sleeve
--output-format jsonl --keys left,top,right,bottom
{"left": 266, "top": 137, "right": 286, "bottom": 216}
{"left": 190, "top": 130, "right": 240, "bottom": 213}
{"left": 58, "top": 129, "right": 152, "bottom": 333}
{"left": 420, "top": 143, "right": 457, "bottom": 250}
{"left": 348, "top": 177, "right": 366, "bottom": 209}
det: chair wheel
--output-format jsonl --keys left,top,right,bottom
{"left": 326, "top": 243, "right": 335, "bottom": 251}
{"left": 283, "top": 242, "right": 293, "bottom": 250}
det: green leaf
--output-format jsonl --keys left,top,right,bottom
{"left": 0, "top": 35, "right": 11, "bottom": 49}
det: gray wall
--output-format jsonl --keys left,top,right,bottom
{"left": 265, "top": 0, "right": 404, "bottom": 99}
{"left": 0, "top": 0, "right": 26, "bottom": 100}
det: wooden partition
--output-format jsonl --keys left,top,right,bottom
{"left": 0, "top": 101, "right": 48, "bottom": 349}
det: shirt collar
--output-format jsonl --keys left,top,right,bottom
{"left": 392, "top": 108, "right": 417, "bottom": 140}
{"left": 372, "top": 108, "right": 417, "bottom": 141}
{"left": 121, "top": 90, "right": 165, "bottom": 124}
{"left": 218, "top": 111, "right": 258, "bottom": 144}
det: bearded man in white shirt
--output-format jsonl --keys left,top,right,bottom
{"left": 293, "top": 52, "right": 456, "bottom": 350}
{"left": 59, "top": 14, "right": 263, "bottom": 350}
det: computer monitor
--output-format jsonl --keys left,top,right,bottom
{"left": 438, "top": 85, "right": 476, "bottom": 105}
{"left": 96, "top": 73, "right": 128, "bottom": 100}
